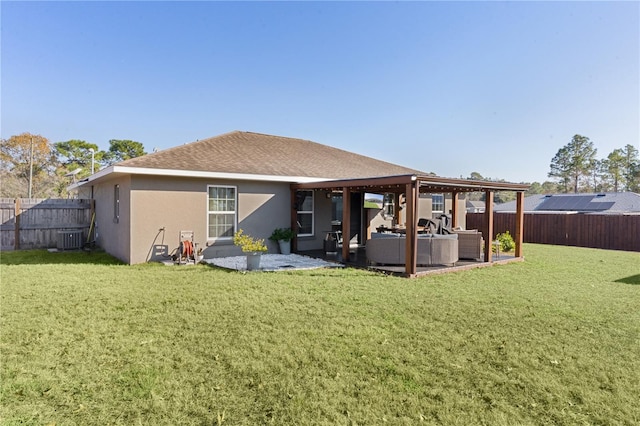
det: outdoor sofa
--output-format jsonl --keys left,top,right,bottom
{"left": 366, "top": 233, "right": 459, "bottom": 266}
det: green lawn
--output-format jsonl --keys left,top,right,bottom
{"left": 1, "top": 244, "right": 639, "bottom": 425}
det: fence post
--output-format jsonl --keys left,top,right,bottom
{"left": 14, "top": 198, "right": 20, "bottom": 250}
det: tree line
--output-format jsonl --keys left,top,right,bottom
{"left": 466, "top": 135, "right": 638, "bottom": 204}
{"left": 0, "top": 132, "right": 146, "bottom": 198}
{"left": 548, "top": 134, "right": 639, "bottom": 194}
{"left": 2, "top": 131, "right": 638, "bottom": 200}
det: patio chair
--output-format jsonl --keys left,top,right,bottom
{"left": 418, "top": 218, "right": 437, "bottom": 234}
{"left": 437, "top": 214, "right": 452, "bottom": 234}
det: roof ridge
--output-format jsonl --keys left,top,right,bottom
{"left": 239, "top": 130, "right": 314, "bottom": 143}
{"left": 112, "top": 130, "right": 427, "bottom": 177}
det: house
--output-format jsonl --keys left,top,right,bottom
{"left": 73, "top": 131, "right": 528, "bottom": 275}
{"left": 494, "top": 192, "right": 640, "bottom": 214}
{"left": 466, "top": 199, "right": 485, "bottom": 213}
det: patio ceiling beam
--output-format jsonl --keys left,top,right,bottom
{"left": 291, "top": 174, "right": 416, "bottom": 191}
{"left": 292, "top": 175, "right": 528, "bottom": 194}
{"left": 416, "top": 176, "right": 529, "bottom": 192}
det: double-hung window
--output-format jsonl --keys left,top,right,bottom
{"left": 431, "top": 193, "right": 444, "bottom": 218}
{"left": 208, "top": 186, "right": 236, "bottom": 239}
{"left": 296, "top": 190, "right": 314, "bottom": 236}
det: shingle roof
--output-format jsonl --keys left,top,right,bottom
{"left": 494, "top": 192, "right": 640, "bottom": 213}
{"left": 116, "top": 131, "right": 425, "bottom": 180}
{"left": 466, "top": 200, "right": 485, "bottom": 209}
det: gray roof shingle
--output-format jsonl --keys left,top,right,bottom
{"left": 116, "top": 131, "right": 425, "bottom": 180}
{"left": 495, "top": 192, "right": 640, "bottom": 213}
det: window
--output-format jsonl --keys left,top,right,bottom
{"left": 331, "top": 194, "right": 342, "bottom": 222}
{"left": 208, "top": 186, "right": 236, "bottom": 239}
{"left": 296, "top": 190, "right": 314, "bottom": 236}
{"left": 431, "top": 193, "right": 444, "bottom": 218}
{"left": 113, "top": 184, "right": 120, "bottom": 223}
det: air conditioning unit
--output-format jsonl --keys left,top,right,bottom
{"left": 57, "top": 230, "right": 84, "bottom": 250}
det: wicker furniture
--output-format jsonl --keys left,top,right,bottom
{"left": 366, "top": 233, "right": 459, "bottom": 266}
{"left": 453, "top": 230, "right": 483, "bottom": 260}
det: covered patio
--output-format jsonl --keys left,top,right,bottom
{"left": 291, "top": 174, "right": 529, "bottom": 278}
{"left": 299, "top": 246, "right": 520, "bottom": 277}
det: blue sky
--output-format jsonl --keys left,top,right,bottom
{"left": 2, "top": 1, "right": 638, "bottom": 183}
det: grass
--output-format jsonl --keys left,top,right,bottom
{"left": 1, "top": 244, "right": 639, "bottom": 425}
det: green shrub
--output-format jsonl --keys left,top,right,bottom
{"left": 269, "top": 227, "right": 295, "bottom": 242}
{"left": 494, "top": 231, "right": 515, "bottom": 252}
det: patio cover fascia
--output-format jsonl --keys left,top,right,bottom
{"left": 291, "top": 174, "right": 529, "bottom": 278}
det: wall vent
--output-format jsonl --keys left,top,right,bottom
{"left": 57, "top": 230, "right": 84, "bottom": 250}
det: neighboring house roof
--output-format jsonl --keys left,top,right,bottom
{"left": 494, "top": 192, "right": 640, "bottom": 214}
{"left": 466, "top": 200, "right": 485, "bottom": 210}
{"left": 79, "top": 131, "right": 426, "bottom": 186}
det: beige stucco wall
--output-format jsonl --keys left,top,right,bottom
{"left": 126, "top": 176, "right": 296, "bottom": 264}
{"left": 91, "top": 175, "right": 132, "bottom": 264}
{"left": 87, "top": 175, "right": 334, "bottom": 264}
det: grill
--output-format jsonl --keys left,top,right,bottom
{"left": 57, "top": 230, "right": 84, "bottom": 250}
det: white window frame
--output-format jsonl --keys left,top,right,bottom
{"left": 296, "top": 190, "right": 314, "bottom": 237}
{"left": 431, "top": 193, "right": 444, "bottom": 218}
{"left": 207, "top": 185, "right": 237, "bottom": 240}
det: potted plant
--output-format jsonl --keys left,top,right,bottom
{"left": 233, "top": 229, "right": 268, "bottom": 270}
{"left": 269, "top": 227, "right": 295, "bottom": 255}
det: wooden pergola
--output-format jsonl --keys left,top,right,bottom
{"left": 291, "top": 174, "right": 529, "bottom": 278}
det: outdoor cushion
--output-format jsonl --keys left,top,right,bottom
{"left": 370, "top": 232, "right": 403, "bottom": 239}
{"left": 366, "top": 234, "right": 458, "bottom": 266}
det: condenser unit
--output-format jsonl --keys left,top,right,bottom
{"left": 57, "top": 230, "right": 84, "bottom": 250}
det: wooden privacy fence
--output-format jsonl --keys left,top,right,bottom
{"left": 0, "top": 198, "right": 93, "bottom": 251}
{"left": 466, "top": 212, "right": 640, "bottom": 252}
